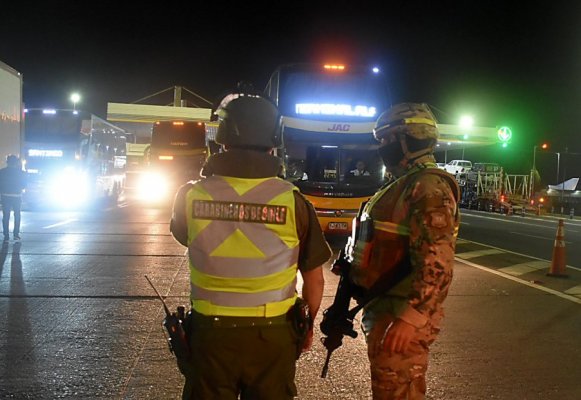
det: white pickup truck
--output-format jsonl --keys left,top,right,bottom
{"left": 444, "top": 160, "right": 472, "bottom": 175}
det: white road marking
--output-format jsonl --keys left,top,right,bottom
{"left": 457, "top": 257, "right": 581, "bottom": 305}
{"left": 456, "top": 249, "right": 505, "bottom": 259}
{"left": 498, "top": 260, "right": 549, "bottom": 276}
{"left": 457, "top": 238, "right": 581, "bottom": 271}
{"left": 43, "top": 219, "right": 77, "bottom": 229}
{"left": 564, "top": 285, "right": 581, "bottom": 296}
{"left": 462, "top": 211, "right": 581, "bottom": 231}
{"left": 508, "top": 231, "right": 573, "bottom": 244}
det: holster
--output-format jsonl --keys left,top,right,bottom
{"left": 288, "top": 297, "right": 311, "bottom": 358}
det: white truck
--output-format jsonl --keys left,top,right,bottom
{"left": 444, "top": 159, "right": 472, "bottom": 175}
{"left": 0, "top": 60, "right": 23, "bottom": 167}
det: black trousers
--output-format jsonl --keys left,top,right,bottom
{"left": 1, "top": 195, "right": 22, "bottom": 237}
{"left": 178, "top": 311, "right": 299, "bottom": 400}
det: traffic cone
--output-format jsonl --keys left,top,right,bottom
{"left": 547, "top": 219, "right": 568, "bottom": 277}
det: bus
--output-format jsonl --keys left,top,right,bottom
{"left": 264, "top": 63, "right": 391, "bottom": 235}
{"left": 23, "top": 108, "right": 127, "bottom": 209}
{"left": 137, "top": 120, "right": 208, "bottom": 202}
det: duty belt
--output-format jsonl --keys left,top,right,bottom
{"left": 191, "top": 310, "right": 289, "bottom": 328}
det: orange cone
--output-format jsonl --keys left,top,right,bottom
{"left": 547, "top": 219, "right": 568, "bottom": 277}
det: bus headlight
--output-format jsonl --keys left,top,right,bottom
{"left": 49, "top": 167, "right": 89, "bottom": 205}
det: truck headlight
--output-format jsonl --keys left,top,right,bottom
{"left": 137, "top": 172, "right": 169, "bottom": 201}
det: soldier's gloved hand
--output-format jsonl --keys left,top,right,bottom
{"left": 301, "top": 327, "right": 314, "bottom": 353}
{"left": 380, "top": 318, "right": 415, "bottom": 354}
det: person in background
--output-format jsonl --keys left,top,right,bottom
{"left": 350, "top": 160, "right": 371, "bottom": 177}
{"left": 0, "top": 155, "right": 27, "bottom": 242}
{"left": 170, "top": 91, "right": 331, "bottom": 400}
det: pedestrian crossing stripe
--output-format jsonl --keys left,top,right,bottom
{"left": 455, "top": 249, "right": 505, "bottom": 259}
{"left": 498, "top": 260, "right": 549, "bottom": 276}
{"left": 564, "top": 285, "right": 581, "bottom": 296}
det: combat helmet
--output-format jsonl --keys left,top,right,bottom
{"left": 373, "top": 103, "right": 439, "bottom": 169}
{"left": 214, "top": 93, "right": 282, "bottom": 149}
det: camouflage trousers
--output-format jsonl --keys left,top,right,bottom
{"left": 364, "top": 313, "right": 440, "bottom": 400}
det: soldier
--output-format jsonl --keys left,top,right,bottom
{"left": 348, "top": 103, "right": 460, "bottom": 399}
{"left": 170, "top": 91, "right": 331, "bottom": 400}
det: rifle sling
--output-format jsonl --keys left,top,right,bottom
{"left": 346, "top": 258, "right": 411, "bottom": 320}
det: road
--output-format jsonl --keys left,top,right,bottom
{"left": 458, "top": 209, "right": 581, "bottom": 268}
{"left": 0, "top": 194, "right": 580, "bottom": 399}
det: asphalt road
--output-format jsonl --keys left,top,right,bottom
{"left": 0, "top": 194, "right": 580, "bottom": 399}
{"left": 458, "top": 208, "right": 581, "bottom": 269}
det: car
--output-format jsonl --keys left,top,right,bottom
{"left": 436, "top": 162, "right": 446, "bottom": 170}
{"left": 444, "top": 160, "right": 472, "bottom": 175}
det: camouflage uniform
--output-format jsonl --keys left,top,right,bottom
{"left": 352, "top": 160, "right": 459, "bottom": 400}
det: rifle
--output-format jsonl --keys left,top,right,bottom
{"left": 145, "top": 275, "right": 191, "bottom": 360}
{"left": 319, "top": 248, "right": 365, "bottom": 378}
{"left": 319, "top": 247, "right": 411, "bottom": 378}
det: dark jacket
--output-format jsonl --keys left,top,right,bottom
{"left": 0, "top": 166, "right": 27, "bottom": 196}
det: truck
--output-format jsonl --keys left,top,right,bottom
{"left": 0, "top": 60, "right": 23, "bottom": 168}
{"left": 457, "top": 162, "right": 531, "bottom": 214}
{"left": 135, "top": 120, "right": 208, "bottom": 204}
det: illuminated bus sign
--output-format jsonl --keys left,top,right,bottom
{"left": 28, "top": 149, "right": 64, "bottom": 157}
{"left": 295, "top": 103, "right": 377, "bottom": 118}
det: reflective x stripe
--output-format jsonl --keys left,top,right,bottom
{"left": 189, "top": 177, "right": 298, "bottom": 278}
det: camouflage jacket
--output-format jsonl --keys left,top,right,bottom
{"left": 361, "top": 163, "right": 460, "bottom": 329}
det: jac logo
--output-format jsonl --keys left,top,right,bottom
{"left": 328, "top": 124, "right": 351, "bottom": 132}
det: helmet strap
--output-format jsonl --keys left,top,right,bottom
{"left": 398, "top": 135, "right": 433, "bottom": 167}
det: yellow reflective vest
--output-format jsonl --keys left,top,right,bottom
{"left": 186, "top": 175, "right": 300, "bottom": 317}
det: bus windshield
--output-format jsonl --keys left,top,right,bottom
{"left": 286, "top": 144, "right": 385, "bottom": 193}
{"left": 24, "top": 109, "right": 84, "bottom": 143}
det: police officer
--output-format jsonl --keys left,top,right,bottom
{"left": 0, "top": 155, "right": 27, "bottom": 242}
{"left": 348, "top": 103, "right": 460, "bottom": 399}
{"left": 170, "top": 92, "right": 331, "bottom": 400}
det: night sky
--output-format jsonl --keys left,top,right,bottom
{"left": 2, "top": 1, "right": 580, "bottom": 181}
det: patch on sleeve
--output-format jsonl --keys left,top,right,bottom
{"left": 428, "top": 211, "right": 448, "bottom": 228}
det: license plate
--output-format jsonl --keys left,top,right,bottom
{"left": 328, "top": 222, "right": 348, "bottom": 230}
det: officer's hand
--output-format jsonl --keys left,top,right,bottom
{"left": 301, "top": 327, "right": 314, "bottom": 353}
{"left": 380, "top": 318, "right": 415, "bottom": 354}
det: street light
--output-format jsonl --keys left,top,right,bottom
{"left": 70, "top": 93, "right": 81, "bottom": 111}
{"left": 530, "top": 145, "right": 538, "bottom": 198}
{"left": 459, "top": 115, "right": 473, "bottom": 159}
{"left": 531, "top": 142, "right": 551, "bottom": 198}
{"left": 459, "top": 115, "right": 474, "bottom": 128}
